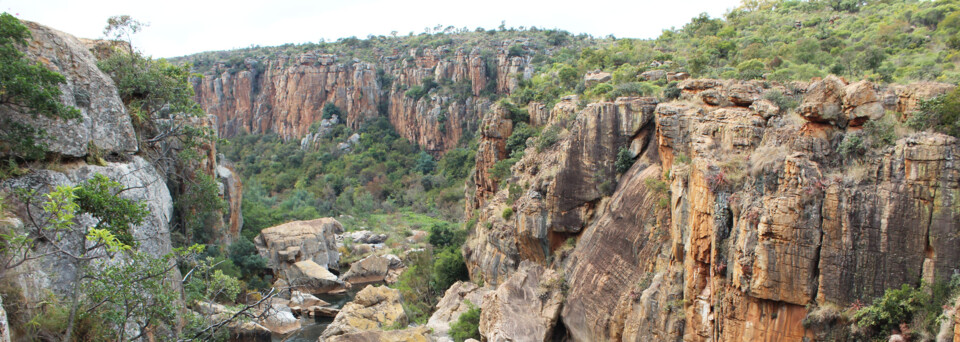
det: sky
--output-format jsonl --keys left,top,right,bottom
{"left": 1, "top": 0, "right": 742, "bottom": 58}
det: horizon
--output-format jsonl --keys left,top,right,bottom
{"left": 0, "top": 0, "right": 741, "bottom": 58}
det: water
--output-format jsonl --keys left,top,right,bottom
{"left": 270, "top": 283, "right": 383, "bottom": 342}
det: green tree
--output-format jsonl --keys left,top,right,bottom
{"left": 0, "top": 12, "right": 81, "bottom": 160}
{"left": 449, "top": 301, "right": 482, "bottom": 342}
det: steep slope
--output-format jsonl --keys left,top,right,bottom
{"left": 465, "top": 77, "right": 960, "bottom": 341}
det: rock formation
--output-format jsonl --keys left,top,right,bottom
{"left": 189, "top": 44, "right": 530, "bottom": 154}
{"left": 427, "top": 281, "right": 494, "bottom": 341}
{"left": 479, "top": 261, "right": 564, "bottom": 342}
{"left": 464, "top": 76, "right": 960, "bottom": 341}
{"left": 321, "top": 285, "right": 408, "bottom": 339}
{"left": 254, "top": 218, "right": 344, "bottom": 292}
{"left": 1, "top": 21, "right": 137, "bottom": 158}
{"left": 340, "top": 254, "right": 403, "bottom": 284}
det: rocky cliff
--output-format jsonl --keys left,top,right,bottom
{"left": 189, "top": 42, "right": 539, "bottom": 153}
{"left": 464, "top": 77, "right": 960, "bottom": 341}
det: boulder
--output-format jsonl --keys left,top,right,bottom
{"left": 640, "top": 69, "right": 666, "bottom": 81}
{"left": 254, "top": 218, "right": 342, "bottom": 291}
{"left": 479, "top": 261, "right": 563, "bottom": 342}
{"left": 341, "top": 254, "right": 396, "bottom": 284}
{"left": 798, "top": 75, "right": 846, "bottom": 124}
{"left": 346, "top": 230, "right": 388, "bottom": 244}
{"left": 726, "top": 82, "right": 763, "bottom": 106}
{"left": 1, "top": 21, "right": 138, "bottom": 158}
{"left": 321, "top": 285, "right": 407, "bottom": 339}
{"left": 290, "top": 291, "right": 330, "bottom": 308}
{"left": 325, "top": 326, "right": 430, "bottom": 342}
{"left": 287, "top": 260, "right": 344, "bottom": 292}
{"left": 427, "top": 281, "right": 494, "bottom": 341}
{"left": 843, "top": 80, "right": 884, "bottom": 126}
{"left": 260, "top": 303, "right": 300, "bottom": 335}
{"left": 750, "top": 99, "right": 781, "bottom": 119}
{"left": 584, "top": 71, "right": 612, "bottom": 86}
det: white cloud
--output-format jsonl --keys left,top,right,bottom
{"left": 1, "top": 0, "right": 741, "bottom": 58}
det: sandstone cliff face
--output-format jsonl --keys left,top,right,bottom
{"left": 192, "top": 44, "right": 524, "bottom": 154}
{"left": 465, "top": 77, "right": 960, "bottom": 341}
{"left": 1, "top": 21, "right": 138, "bottom": 158}
{"left": 464, "top": 96, "right": 658, "bottom": 285}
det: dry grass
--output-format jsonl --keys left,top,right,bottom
{"left": 843, "top": 160, "right": 875, "bottom": 185}
{"left": 749, "top": 144, "right": 791, "bottom": 177}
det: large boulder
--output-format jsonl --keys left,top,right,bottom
{"left": 325, "top": 326, "right": 430, "bottom": 342}
{"left": 798, "top": 75, "right": 846, "bottom": 125}
{"left": 254, "top": 218, "right": 343, "bottom": 291}
{"left": 427, "top": 281, "right": 494, "bottom": 342}
{"left": 584, "top": 71, "right": 612, "bottom": 86}
{"left": 1, "top": 20, "right": 138, "bottom": 158}
{"left": 321, "top": 285, "right": 407, "bottom": 339}
{"left": 843, "top": 80, "right": 885, "bottom": 126}
{"left": 479, "top": 261, "right": 564, "bottom": 342}
{"left": 340, "top": 254, "right": 403, "bottom": 284}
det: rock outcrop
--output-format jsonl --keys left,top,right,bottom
{"left": 321, "top": 285, "right": 407, "bottom": 339}
{"left": 427, "top": 281, "right": 494, "bottom": 341}
{"left": 325, "top": 326, "right": 430, "bottom": 342}
{"left": 190, "top": 45, "right": 524, "bottom": 154}
{"left": 254, "top": 218, "right": 343, "bottom": 292}
{"left": 1, "top": 20, "right": 138, "bottom": 158}
{"left": 465, "top": 76, "right": 960, "bottom": 341}
{"left": 340, "top": 254, "right": 403, "bottom": 284}
{"left": 465, "top": 96, "right": 658, "bottom": 284}
{"left": 479, "top": 261, "right": 564, "bottom": 342}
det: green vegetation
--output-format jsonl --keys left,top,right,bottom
{"left": 449, "top": 301, "right": 482, "bottom": 342}
{"left": 853, "top": 275, "right": 960, "bottom": 340}
{"left": 390, "top": 222, "right": 469, "bottom": 324}
{"left": 908, "top": 86, "right": 960, "bottom": 138}
{"left": 0, "top": 12, "right": 81, "bottom": 161}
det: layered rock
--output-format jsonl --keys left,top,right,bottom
{"left": 1, "top": 20, "right": 137, "bottom": 158}
{"left": 427, "top": 281, "right": 494, "bottom": 341}
{"left": 465, "top": 96, "right": 658, "bottom": 284}
{"left": 254, "top": 218, "right": 343, "bottom": 292}
{"left": 479, "top": 261, "right": 564, "bottom": 342}
{"left": 191, "top": 44, "right": 519, "bottom": 154}
{"left": 325, "top": 326, "right": 430, "bottom": 342}
{"left": 321, "top": 285, "right": 407, "bottom": 339}
{"left": 466, "top": 76, "right": 960, "bottom": 341}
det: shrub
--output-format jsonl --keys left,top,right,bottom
{"left": 432, "top": 247, "right": 468, "bottom": 292}
{"left": 449, "top": 301, "right": 481, "bottom": 342}
{"left": 501, "top": 207, "right": 514, "bottom": 220}
{"left": 907, "top": 88, "right": 960, "bottom": 138}
{"left": 322, "top": 102, "right": 342, "bottom": 119}
{"left": 615, "top": 147, "right": 635, "bottom": 174}
{"left": 506, "top": 123, "right": 537, "bottom": 156}
{"left": 428, "top": 222, "right": 466, "bottom": 248}
{"left": 536, "top": 125, "right": 562, "bottom": 152}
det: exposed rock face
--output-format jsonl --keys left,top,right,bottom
{"left": 325, "top": 326, "right": 430, "bottom": 342}
{"left": 0, "top": 295, "right": 9, "bottom": 342}
{"left": 466, "top": 77, "right": 960, "bottom": 341}
{"left": 465, "top": 96, "right": 658, "bottom": 284}
{"left": 191, "top": 45, "right": 521, "bottom": 154}
{"left": 254, "top": 218, "right": 343, "bottom": 291}
{"left": 1, "top": 157, "right": 176, "bottom": 313}
{"left": 340, "top": 254, "right": 403, "bottom": 284}
{"left": 479, "top": 261, "right": 564, "bottom": 342}
{"left": 427, "top": 281, "right": 494, "bottom": 341}
{"left": 321, "top": 285, "right": 407, "bottom": 339}
{"left": 471, "top": 104, "right": 513, "bottom": 210}
{"left": 260, "top": 303, "right": 301, "bottom": 334}
{"left": 1, "top": 20, "right": 138, "bottom": 158}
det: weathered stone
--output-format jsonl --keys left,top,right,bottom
{"left": 427, "top": 281, "right": 494, "bottom": 341}
{"left": 325, "top": 326, "right": 430, "bottom": 342}
{"left": 584, "top": 71, "right": 612, "bottom": 86}
{"left": 340, "top": 254, "right": 402, "bottom": 284}
{"left": 254, "top": 218, "right": 343, "bottom": 291}
{"left": 479, "top": 261, "right": 563, "bottom": 342}
{"left": 798, "top": 75, "right": 846, "bottom": 125}
{"left": 1, "top": 21, "right": 137, "bottom": 158}
{"left": 260, "top": 303, "right": 300, "bottom": 334}
{"left": 321, "top": 285, "right": 407, "bottom": 339}
{"left": 843, "top": 80, "right": 885, "bottom": 126}
{"left": 640, "top": 69, "right": 666, "bottom": 81}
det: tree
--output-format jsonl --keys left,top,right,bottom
{"left": 322, "top": 102, "right": 342, "bottom": 119}
{"left": 0, "top": 12, "right": 81, "bottom": 160}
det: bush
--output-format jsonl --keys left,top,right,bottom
{"left": 433, "top": 247, "right": 468, "bottom": 292}
{"left": 536, "top": 125, "right": 562, "bottom": 152}
{"left": 615, "top": 147, "right": 635, "bottom": 174}
{"left": 449, "top": 301, "right": 481, "bottom": 342}
{"left": 428, "top": 222, "right": 467, "bottom": 248}
{"left": 907, "top": 88, "right": 960, "bottom": 138}
{"left": 322, "top": 103, "right": 342, "bottom": 119}
{"left": 506, "top": 123, "right": 537, "bottom": 156}
{"left": 501, "top": 207, "right": 514, "bottom": 220}
{"left": 854, "top": 275, "right": 960, "bottom": 339}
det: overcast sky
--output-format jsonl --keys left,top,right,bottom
{"left": 1, "top": 0, "right": 742, "bottom": 58}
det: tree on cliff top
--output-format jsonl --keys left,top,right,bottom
{"left": 0, "top": 12, "right": 81, "bottom": 161}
